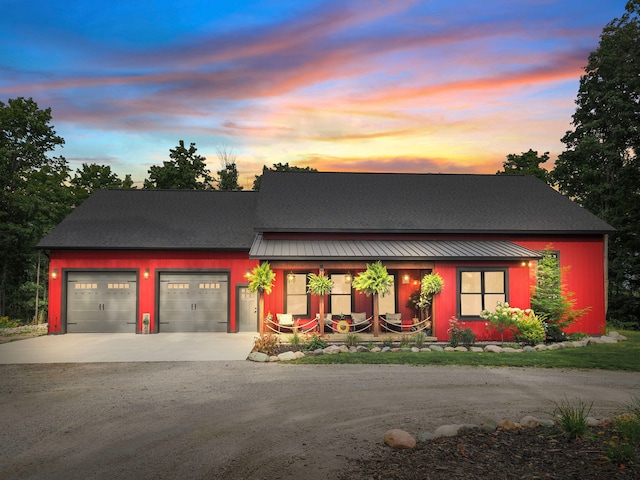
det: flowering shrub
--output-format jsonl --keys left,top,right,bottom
{"left": 447, "top": 316, "right": 476, "bottom": 348}
{"left": 481, "top": 302, "right": 545, "bottom": 345}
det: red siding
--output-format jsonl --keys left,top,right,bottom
{"left": 47, "top": 250, "right": 257, "bottom": 334}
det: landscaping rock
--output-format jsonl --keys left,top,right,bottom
{"left": 348, "top": 346, "right": 358, "bottom": 353}
{"left": 356, "top": 345, "right": 369, "bottom": 352}
{"left": 522, "top": 346, "right": 536, "bottom": 352}
{"left": 277, "top": 351, "right": 298, "bottom": 361}
{"left": 502, "top": 347, "right": 517, "bottom": 353}
{"left": 478, "top": 417, "right": 498, "bottom": 433}
{"left": 498, "top": 419, "right": 520, "bottom": 430}
{"left": 429, "top": 345, "right": 444, "bottom": 352}
{"left": 454, "top": 346, "right": 468, "bottom": 352}
{"left": 370, "top": 346, "right": 381, "bottom": 352}
{"left": 247, "top": 351, "right": 270, "bottom": 362}
{"left": 534, "top": 344, "right": 548, "bottom": 351}
{"left": 269, "top": 355, "right": 279, "bottom": 362}
{"left": 519, "top": 416, "right": 540, "bottom": 428}
{"left": 324, "top": 345, "right": 342, "bottom": 355}
{"left": 381, "top": 346, "right": 391, "bottom": 353}
{"left": 434, "top": 424, "right": 462, "bottom": 437}
{"left": 416, "top": 431, "right": 436, "bottom": 442}
{"left": 444, "top": 346, "right": 455, "bottom": 352}
{"left": 539, "top": 418, "right": 555, "bottom": 427}
{"left": 384, "top": 429, "right": 416, "bottom": 449}
{"left": 470, "top": 347, "right": 484, "bottom": 352}
{"left": 484, "top": 345, "right": 503, "bottom": 353}
{"left": 586, "top": 416, "right": 600, "bottom": 427}
{"left": 294, "top": 351, "right": 305, "bottom": 359}
{"left": 411, "top": 347, "right": 420, "bottom": 353}
{"left": 339, "top": 345, "right": 349, "bottom": 353}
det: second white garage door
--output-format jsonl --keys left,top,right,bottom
{"left": 158, "top": 272, "right": 229, "bottom": 332}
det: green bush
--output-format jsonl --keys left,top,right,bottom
{"left": 0, "top": 316, "right": 20, "bottom": 329}
{"left": 345, "top": 333, "right": 361, "bottom": 347}
{"left": 252, "top": 334, "right": 281, "bottom": 356}
{"left": 411, "top": 331, "right": 427, "bottom": 348}
{"left": 513, "top": 313, "right": 546, "bottom": 345}
{"left": 447, "top": 317, "right": 476, "bottom": 348}
{"left": 305, "top": 334, "right": 328, "bottom": 351}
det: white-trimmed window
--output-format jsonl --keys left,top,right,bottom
{"left": 458, "top": 268, "right": 507, "bottom": 317}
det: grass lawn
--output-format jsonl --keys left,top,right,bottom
{"left": 289, "top": 330, "right": 640, "bottom": 371}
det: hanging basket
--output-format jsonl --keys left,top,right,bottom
{"left": 337, "top": 320, "right": 350, "bottom": 334}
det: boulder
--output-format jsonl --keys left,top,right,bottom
{"left": 384, "top": 429, "right": 416, "bottom": 449}
{"left": 416, "top": 431, "right": 436, "bottom": 442}
{"left": 484, "top": 345, "right": 503, "bottom": 353}
{"left": 444, "top": 346, "right": 455, "bottom": 352}
{"left": 247, "top": 351, "right": 270, "bottom": 362}
{"left": 411, "top": 347, "right": 420, "bottom": 353}
{"left": 519, "top": 416, "right": 540, "bottom": 428}
{"left": 370, "top": 346, "right": 382, "bottom": 352}
{"left": 478, "top": 416, "right": 498, "bottom": 433}
{"left": 497, "top": 419, "right": 520, "bottom": 430}
{"left": 429, "top": 345, "right": 444, "bottom": 352}
{"left": 522, "top": 346, "right": 536, "bottom": 352}
{"left": 294, "top": 351, "right": 305, "bottom": 359}
{"left": 454, "top": 346, "right": 468, "bottom": 352}
{"left": 433, "top": 424, "right": 462, "bottom": 437}
{"left": 277, "top": 351, "right": 298, "bottom": 361}
{"left": 470, "top": 347, "right": 484, "bottom": 352}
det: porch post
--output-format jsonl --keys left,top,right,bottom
{"left": 258, "top": 291, "right": 265, "bottom": 335}
{"left": 318, "top": 264, "right": 325, "bottom": 333}
{"left": 373, "top": 293, "right": 380, "bottom": 337}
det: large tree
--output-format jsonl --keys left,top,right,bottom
{"left": 252, "top": 162, "right": 318, "bottom": 190}
{"left": 0, "top": 97, "right": 70, "bottom": 319}
{"left": 215, "top": 146, "right": 243, "bottom": 191}
{"left": 71, "top": 163, "right": 134, "bottom": 204}
{"left": 552, "top": 1, "right": 640, "bottom": 327}
{"left": 497, "top": 149, "right": 551, "bottom": 183}
{"left": 144, "top": 140, "right": 213, "bottom": 189}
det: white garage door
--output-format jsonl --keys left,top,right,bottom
{"left": 158, "top": 272, "right": 229, "bottom": 332}
{"left": 66, "top": 272, "right": 137, "bottom": 333}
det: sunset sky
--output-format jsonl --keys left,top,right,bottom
{"left": 1, "top": 0, "right": 628, "bottom": 188}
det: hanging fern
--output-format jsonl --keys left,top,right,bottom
{"left": 417, "top": 273, "right": 444, "bottom": 309}
{"left": 307, "top": 273, "right": 334, "bottom": 296}
{"left": 247, "top": 262, "right": 276, "bottom": 294}
{"left": 352, "top": 261, "right": 393, "bottom": 297}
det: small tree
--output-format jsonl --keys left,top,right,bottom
{"left": 247, "top": 262, "right": 276, "bottom": 335}
{"left": 530, "top": 247, "right": 589, "bottom": 341}
{"left": 351, "top": 261, "right": 393, "bottom": 337}
{"left": 307, "top": 273, "right": 334, "bottom": 333}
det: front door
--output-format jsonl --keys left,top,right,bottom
{"left": 237, "top": 286, "right": 258, "bottom": 332}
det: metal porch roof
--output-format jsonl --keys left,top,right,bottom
{"left": 249, "top": 235, "right": 542, "bottom": 261}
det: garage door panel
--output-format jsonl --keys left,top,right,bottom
{"left": 66, "top": 273, "right": 136, "bottom": 333}
{"left": 159, "top": 273, "right": 228, "bottom": 332}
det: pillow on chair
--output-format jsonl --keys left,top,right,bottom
{"left": 351, "top": 312, "right": 367, "bottom": 323}
{"left": 276, "top": 313, "right": 294, "bottom": 326}
{"left": 385, "top": 313, "right": 401, "bottom": 323}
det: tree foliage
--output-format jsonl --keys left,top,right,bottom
{"left": 351, "top": 261, "right": 393, "bottom": 297}
{"left": 70, "top": 163, "right": 134, "bottom": 204}
{"left": 530, "top": 248, "right": 589, "bottom": 341}
{"left": 144, "top": 140, "right": 213, "bottom": 189}
{"left": 252, "top": 162, "right": 318, "bottom": 190}
{"left": 552, "top": 1, "right": 640, "bottom": 327}
{"left": 216, "top": 146, "right": 243, "bottom": 191}
{"left": 497, "top": 149, "right": 551, "bottom": 183}
{"left": 0, "top": 97, "right": 70, "bottom": 319}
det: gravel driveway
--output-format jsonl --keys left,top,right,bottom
{"left": 1, "top": 362, "right": 639, "bottom": 480}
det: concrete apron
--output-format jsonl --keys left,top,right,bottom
{"left": 0, "top": 332, "right": 257, "bottom": 364}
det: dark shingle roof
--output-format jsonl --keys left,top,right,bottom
{"left": 254, "top": 171, "right": 615, "bottom": 234}
{"left": 37, "top": 190, "right": 257, "bottom": 250}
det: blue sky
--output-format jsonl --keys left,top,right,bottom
{"left": 0, "top": 0, "right": 628, "bottom": 188}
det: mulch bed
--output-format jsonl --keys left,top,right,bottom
{"left": 338, "top": 425, "right": 640, "bottom": 479}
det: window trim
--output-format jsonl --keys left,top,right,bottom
{"left": 456, "top": 267, "right": 509, "bottom": 319}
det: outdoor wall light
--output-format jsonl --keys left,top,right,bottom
{"left": 287, "top": 271, "right": 295, "bottom": 283}
{"left": 245, "top": 269, "right": 251, "bottom": 278}
{"left": 344, "top": 271, "right": 352, "bottom": 283}
{"left": 144, "top": 268, "right": 150, "bottom": 279}
{"left": 51, "top": 268, "right": 58, "bottom": 280}
{"left": 402, "top": 274, "right": 410, "bottom": 284}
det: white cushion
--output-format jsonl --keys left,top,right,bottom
{"left": 276, "top": 313, "right": 294, "bottom": 326}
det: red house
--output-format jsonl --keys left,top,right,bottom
{"left": 38, "top": 171, "right": 614, "bottom": 341}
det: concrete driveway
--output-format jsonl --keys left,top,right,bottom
{"left": 0, "top": 332, "right": 257, "bottom": 363}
